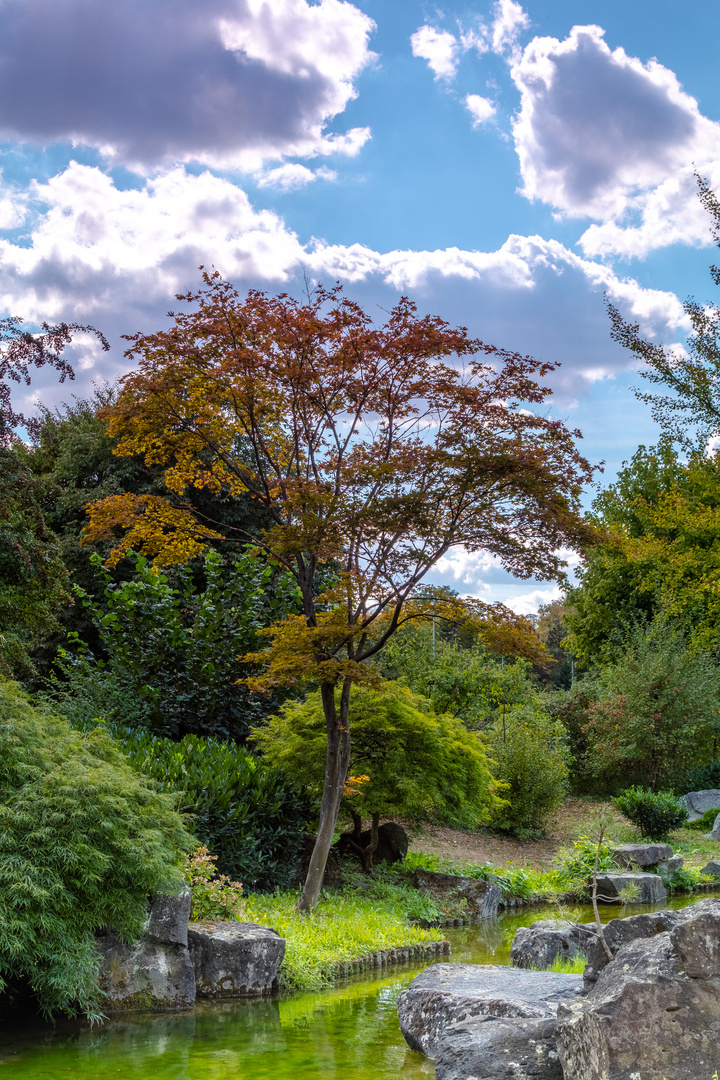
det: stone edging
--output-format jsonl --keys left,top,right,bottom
{"left": 331, "top": 939, "right": 450, "bottom": 978}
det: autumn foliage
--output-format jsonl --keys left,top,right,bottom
{"left": 86, "top": 273, "right": 596, "bottom": 908}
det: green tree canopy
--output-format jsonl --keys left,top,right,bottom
{"left": 564, "top": 443, "right": 720, "bottom": 663}
{"left": 251, "top": 684, "right": 503, "bottom": 842}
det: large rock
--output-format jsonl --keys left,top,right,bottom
{"left": 397, "top": 963, "right": 582, "bottom": 1057}
{"left": 97, "top": 890, "right": 196, "bottom": 1012}
{"left": 682, "top": 788, "right": 720, "bottom": 821}
{"left": 337, "top": 822, "right": 409, "bottom": 867}
{"left": 582, "top": 907, "right": 687, "bottom": 988}
{"left": 612, "top": 843, "right": 672, "bottom": 869}
{"left": 511, "top": 919, "right": 596, "bottom": 970}
{"left": 594, "top": 871, "right": 666, "bottom": 905}
{"left": 435, "top": 1016, "right": 563, "bottom": 1080}
{"left": 700, "top": 860, "right": 720, "bottom": 877}
{"left": 556, "top": 901, "right": 720, "bottom": 1079}
{"left": 187, "top": 921, "right": 285, "bottom": 998}
{"left": 412, "top": 869, "right": 502, "bottom": 922}
{"left": 709, "top": 810, "right": 720, "bottom": 842}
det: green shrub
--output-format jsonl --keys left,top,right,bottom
{"left": 0, "top": 682, "right": 193, "bottom": 1018}
{"left": 119, "top": 728, "right": 312, "bottom": 891}
{"left": 687, "top": 807, "right": 720, "bottom": 831}
{"left": 251, "top": 684, "right": 502, "bottom": 830}
{"left": 615, "top": 786, "right": 688, "bottom": 840}
{"left": 553, "top": 835, "right": 618, "bottom": 892}
{"left": 184, "top": 846, "right": 246, "bottom": 921}
{"left": 681, "top": 759, "right": 720, "bottom": 793}
{"left": 486, "top": 703, "right": 570, "bottom": 838}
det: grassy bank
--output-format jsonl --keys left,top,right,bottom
{"left": 243, "top": 885, "right": 444, "bottom": 992}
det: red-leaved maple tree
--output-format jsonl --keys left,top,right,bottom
{"left": 85, "top": 273, "right": 596, "bottom": 910}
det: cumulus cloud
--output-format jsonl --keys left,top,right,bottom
{"left": 257, "top": 164, "right": 337, "bottom": 191}
{"left": 410, "top": 26, "right": 460, "bottom": 81}
{"left": 465, "top": 94, "right": 497, "bottom": 127}
{"left": 511, "top": 24, "right": 720, "bottom": 227}
{"left": 504, "top": 585, "right": 561, "bottom": 615}
{"left": 0, "top": 162, "right": 691, "bottom": 420}
{"left": 0, "top": 0, "right": 375, "bottom": 170}
{"left": 491, "top": 0, "right": 529, "bottom": 58}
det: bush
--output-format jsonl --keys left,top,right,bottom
{"left": 615, "top": 786, "right": 688, "bottom": 840}
{"left": 687, "top": 807, "right": 720, "bottom": 832}
{"left": 119, "top": 728, "right": 312, "bottom": 891}
{"left": 553, "top": 835, "right": 618, "bottom": 892}
{"left": 0, "top": 682, "right": 193, "bottom": 1018}
{"left": 681, "top": 758, "right": 720, "bottom": 793}
{"left": 61, "top": 548, "right": 299, "bottom": 741}
{"left": 184, "top": 846, "right": 245, "bottom": 921}
{"left": 251, "top": 684, "right": 503, "bottom": 830}
{"left": 486, "top": 703, "right": 570, "bottom": 838}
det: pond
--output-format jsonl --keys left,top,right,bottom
{"left": 2, "top": 891, "right": 719, "bottom": 1080}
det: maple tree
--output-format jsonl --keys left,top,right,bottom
{"left": 85, "top": 273, "right": 596, "bottom": 909}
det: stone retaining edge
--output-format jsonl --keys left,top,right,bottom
{"left": 331, "top": 939, "right": 450, "bottom": 978}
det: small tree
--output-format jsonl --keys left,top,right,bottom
{"left": 251, "top": 684, "right": 504, "bottom": 868}
{"left": 83, "top": 276, "right": 596, "bottom": 909}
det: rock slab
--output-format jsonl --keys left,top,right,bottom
{"left": 510, "top": 919, "right": 596, "bottom": 970}
{"left": 397, "top": 963, "right": 582, "bottom": 1058}
{"left": 557, "top": 899, "right": 720, "bottom": 1080}
{"left": 412, "top": 869, "right": 502, "bottom": 922}
{"left": 187, "top": 921, "right": 285, "bottom": 998}
{"left": 682, "top": 788, "right": 720, "bottom": 821}
{"left": 594, "top": 871, "right": 666, "bottom": 904}
{"left": 97, "top": 890, "right": 196, "bottom": 1012}
{"left": 700, "top": 860, "right": 720, "bottom": 877}
{"left": 612, "top": 843, "right": 672, "bottom": 869}
{"left": 435, "top": 1016, "right": 563, "bottom": 1080}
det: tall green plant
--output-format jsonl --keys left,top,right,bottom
{"left": 58, "top": 547, "right": 299, "bottom": 740}
{"left": 0, "top": 682, "right": 192, "bottom": 1018}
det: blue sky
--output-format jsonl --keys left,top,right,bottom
{"left": 2, "top": 0, "right": 719, "bottom": 611}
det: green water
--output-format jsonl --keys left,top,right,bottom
{"left": 2, "top": 892, "right": 719, "bottom": 1080}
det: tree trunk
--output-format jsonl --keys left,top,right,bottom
{"left": 362, "top": 812, "right": 380, "bottom": 872}
{"left": 297, "top": 678, "right": 352, "bottom": 912}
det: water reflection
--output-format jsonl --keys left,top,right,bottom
{"left": 2, "top": 891, "right": 719, "bottom": 1080}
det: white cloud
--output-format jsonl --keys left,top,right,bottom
{"left": 410, "top": 26, "right": 460, "bottom": 82}
{"left": 434, "top": 548, "right": 497, "bottom": 588}
{"left": 0, "top": 163, "right": 692, "bottom": 419}
{"left": 504, "top": 585, "right": 561, "bottom": 616}
{"left": 491, "top": 0, "right": 529, "bottom": 58}
{"left": 257, "top": 164, "right": 337, "bottom": 192}
{"left": 0, "top": 0, "right": 376, "bottom": 170}
{"left": 465, "top": 94, "right": 497, "bottom": 127}
{"left": 511, "top": 23, "right": 720, "bottom": 231}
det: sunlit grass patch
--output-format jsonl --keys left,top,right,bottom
{"left": 244, "top": 888, "right": 440, "bottom": 992}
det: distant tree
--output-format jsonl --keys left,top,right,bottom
{"left": 565, "top": 443, "right": 720, "bottom": 662}
{"left": 608, "top": 174, "right": 720, "bottom": 452}
{"left": 83, "top": 275, "right": 596, "bottom": 909}
{"left": 0, "top": 316, "right": 108, "bottom": 444}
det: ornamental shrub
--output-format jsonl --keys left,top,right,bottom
{"left": 119, "top": 729, "right": 312, "bottom": 891}
{"left": 184, "top": 846, "right": 245, "bottom": 922}
{"left": 687, "top": 806, "right": 720, "bottom": 831}
{"left": 0, "top": 682, "right": 193, "bottom": 1018}
{"left": 251, "top": 684, "right": 503, "bottom": 830}
{"left": 681, "top": 758, "right": 720, "bottom": 793}
{"left": 486, "top": 703, "right": 570, "bottom": 838}
{"left": 615, "top": 785, "right": 688, "bottom": 840}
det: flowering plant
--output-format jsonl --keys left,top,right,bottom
{"left": 185, "top": 845, "right": 246, "bottom": 922}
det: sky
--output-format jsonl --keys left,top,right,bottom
{"left": 2, "top": 0, "right": 720, "bottom": 612}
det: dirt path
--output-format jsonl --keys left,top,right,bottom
{"left": 406, "top": 799, "right": 620, "bottom": 871}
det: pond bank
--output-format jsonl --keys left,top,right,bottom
{"left": 4, "top": 890, "right": 720, "bottom": 1080}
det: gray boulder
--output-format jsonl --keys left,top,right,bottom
{"left": 510, "top": 919, "right": 596, "bottom": 970}
{"left": 97, "top": 890, "right": 195, "bottom": 1012}
{"left": 594, "top": 871, "right": 666, "bottom": 905}
{"left": 682, "top": 788, "right": 720, "bottom": 821}
{"left": 556, "top": 901, "right": 720, "bottom": 1079}
{"left": 397, "top": 963, "right": 582, "bottom": 1057}
{"left": 700, "top": 860, "right": 720, "bottom": 877}
{"left": 709, "top": 810, "right": 720, "bottom": 842}
{"left": 582, "top": 907, "right": 688, "bottom": 988}
{"left": 412, "top": 869, "right": 502, "bottom": 922}
{"left": 187, "top": 921, "right": 285, "bottom": 998}
{"left": 435, "top": 1016, "right": 563, "bottom": 1080}
{"left": 612, "top": 843, "right": 672, "bottom": 869}
{"left": 655, "top": 854, "right": 683, "bottom": 876}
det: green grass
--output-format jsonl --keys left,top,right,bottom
{"left": 404, "top": 850, "right": 567, "bottom": 899}
{"left": 544, "top": 952, "right": 587, "bottom": 974}
{"left": 243, "top": 886, "right": 441, "bottom": 992}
